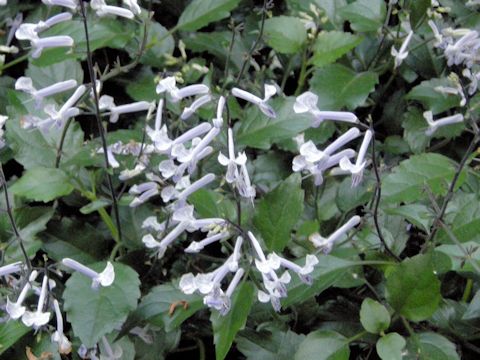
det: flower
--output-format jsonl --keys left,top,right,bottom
{"left": 41, "top": 0, "right": 77, "bottom": 9}
{"left": 0, "top": 261, "right": 23, "bottom": 276}
{"left": 129, "top": 181, "right": 159, "bottom": 207}
{"left": 339, "top": 130, "right": 372, "bottom": 187}
{"left": 218, "top": 128, "right": 247, "bottom": 183}
{"left": 213, "top": 96, "right": 225, "bottom": 128}
{"left": 15, "top": 77, "right": 78, "bottom": 107}
{"left": 22, "top": 275, "right": 51, "bottom": 329}
{"left": 391, "top": 30, "right": 413, "bottom": 69}
{"left": 294, "top": 91, "right": 358, "bottom": 127}
{"left": 102, "top": 100, "right": 152, "bottom": 123}
{"left": 91, "top": 0, "right": 135, "bottom": 19}
{"left": 142, "top": 221, "right": 189, "bottom": 258}
{"left": 7, "top": 270, "right": 38, "bottom": 319}
{"left": 185, "top": 231, "right": 230, "bottom": 253}
{"left": 181, "top": 94, "right": 212, "bottom": 120}
{"left": 62, "top": 258, "right": 115, "bottom": 289}
{"left": 423, "top": 111, "right": 464, "bottom": 136}
{"left": 231, "top": 84, "right": 277, "bottom": 118}
{"left": 52, "top": 299, "right": 72, "bottom": 355}
{"left": 123, "top": 0, "right": 141, "bottom": 15}
{"left": 156, "top": 77, "right": 210, "bottom": 103}
{"left": 310, "top": 215, "right": 361, "bottom": 253}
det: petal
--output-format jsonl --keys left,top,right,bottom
{"left": 142, "top": 234, "right": 161, "bottom": 248}
{"left": 97, "top": 261, "right": 115, "bottom": 287}
{"left": 217, "top": 152, "right": 230, "bottom": 166}
{"left": 257, "top": 290, "right": 270, "bottom": 303}
{"left": 179, "top": 273, "right": 197, "bottom": 294}
{"left": 263, "top": 84, "right": 277, "bottom": 100}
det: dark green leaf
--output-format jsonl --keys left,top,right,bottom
{"left": 0, "top": 321, "right": 30, "bottom": 355}
{"left": 253, "top": 173, "right": 304, "bottom": 252}
{"left": 311, "top": 31, "right": 363, "bottom": 67}
{"left": 404, "top": 332, "right": 460, "bottom": 360}
{"left": 10, "top": 167, "right": 74, "bottom": 202}
{"left": 63, "top": 262, "right": 140, "bottom": 347}
{"left": 386, "top": 254, "right": 441, "bottom": 321}
{"left": 211, "top": 282, "right": 255, "bottom": 360}
{"left": 310, "top": 64, "right": 378, "bottom": 110}
{"left": 406, "top": 78, "right": 462, "bottom": 115}
{"left": 295, "top": 330, "right": 350, "bottom": 360}
{"left": 360, "top": 298, "right": 391, "bottom": 334}
{"left": 384, "top": 204, "right": 435, "bottom": 234}
{"left": 376, "top": 333, "right": 406, "bottom": 360}
{"left": 178, "top": 0, "right": 242, "bottom": 31}
{"left": 339, "top": 0, "right": 386, "bottom": 32}
{"left": 263, "top": 16, "right": 307, "bottom": 54}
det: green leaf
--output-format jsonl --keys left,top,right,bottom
{"left": 252, "top": 153, "right": 290, "bottom": 192}
{"left": 384, "top": 204, "right": 435, "bottom": 234}
{"left": 26, "top": 59, "right": 83, "bottom": 89}
{"left": 10, "top": 167, "right": 74, "bottom": 203}
{"left": 295, "top": 330, "right": 350, "bottom": 360}
{"left": 63, "top": 262, "right": 140, "bottom": 347}
{"left": 462, "top": 289, "right": 480, "bottom": 320}
{"left": 386, "top": 254, "right": 441, "bottom": 322}
{"left": 310, "top": 64, "right": 378, "bottom": 110}
{"left": 236, "top": 97, "right": 312, "bottom": 150}
{"left": 402, "top": 107, "right": 430, "bottom": 154}
{"left": 135, "top": 284, "right": 204, "bottom": 331}
{"left": 189, "top": 189, "right": 236, "bottom": 220}
{"left": 336, "top": 176, "right": 374, "bottom": 212}
{"left": 211, "top": 282, "right": 255, "bottom": 360}
{"left": 263, "top": 16, "right": 307, "bottom": 54}
{"left": 436, "top": 192, "right": 480, "bottom": 244}
{"left": 406, "top": 78, "right": 462, "bottom": 115}
{"left": 382, "top": 153, "right": 463, "bottom": 204}
{"left": 376, "top": 333, "right": 406, "bottom": 360}
{"left": 360, "top": 298, "right": 391, "bottom": 334}
{"left": 404, "top": 332, "right": 460, "bottom": 360}
{"left": 283, "top": 255, "right": 356, "bottom": 307}
{"left": 339, "top": 0, "right": 386, "bottom": 32}
{"left": 410, "top": 0, "right": 431, "bottom": 28}
{"left": 80, "top": 199, "right": 111, "bottom": 215}
{"left": 237, "top": 328, "right": 305, "bottom": 360}
{"left": 311, "top": 31, "right": 363, "bottom": 67}
{"left": 177, "top": 0, "right": 241, "bottom": 31}
{"left": 0, "top": 321, "right": 30, "bottom": 356}
{"left": 253, "top": 173, "right": 304, "bottom": 252}
{"left": 125, "top": 68, "right": 158, "bottom": 102}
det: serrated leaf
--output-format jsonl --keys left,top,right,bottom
{"left": 382, "top": 153, "right": 463, "bottom": 204}
{"left": 63, "top": 262, "right": 140, "bottom": 347}
{"left": 360, "top": 298, "right": 391, "bottom": 334}
{"left": 376, "top": 333, "right": 406, "bottom": 360}
{"left": 26, "top": 59, "right": 83, "bottom": 89}
{"left": 253, "top": 173, "right": 304, "bottom": 252}
{"left": 177, "top": 0, "right": 241, "bottom": 31}
{"left": 236, "top": 97, "right": 312, "bottom": 150}
{"left": 295, "top": 330, "right": 350, "bottom": 360}
{"left": 10, "top": 167, "right": 74, "bottom": 203}
{"left": 311, "top": 31, "right": 363, "bottom": 67}
{"left": 404, "top": 332, "right": 460, "bottom": 360}
{"left": 211, "top": 282, "right": 255, "bottom": 360}
{"left": 189, "top": 189, "right": 236, "bottom": 220}
{"left": 336, "top": 176, "right": 374, "bottom": 212}
{"left": 386, "top": 254, "right": 441, "bottom": 322}
{"left": 462, "top": 289, "right": 480, "bottom": 320}
{"left": 339, "top": 0, "right": 386, "bottom": 32}
{"left": 310, "top": 64, "right": 378, "bottom": 110}
{"left": 263, "top": 16, "right": 307, "bottom": 54}
{"left": 406, "top": 78, "right": 462, "bottom": 115}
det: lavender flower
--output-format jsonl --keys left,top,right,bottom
{"left": 62, "top": 258, "right": 115, "bottom": 289}
{"left": 231, "top": 84, "right": 277, "bottom": 118}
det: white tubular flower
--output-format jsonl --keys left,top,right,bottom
{"left": 148, "top": 221, "right": 190, "bottom": 259}
{"left": 129, "top": 182, "right": 159, "bottom": 207}
{"left": 6, "top": 270, "right": 39, "bottom": 319}
{"left": 35, "top": 12, "right": 73, "bottom": 32}
{"left": 22, "top": 275, "right": 51, "bottom": 329}
{"left": 155, "top": 76, "right": 177, "bottom": 95}
{"left": 270, "top": 254, "right": 318, "bottom": 285}
{"left": 142, "top": 216, "right": 165, "bottom": 233}
{"left": 0, "top": 261, "right": 23, "bottom": 276}
{"left": 156, "top": 77, "right": 210, "bottom": 103}
{"left": 185, "top": 232, "right": 230, "bottom": 253}
{"left": 310, "top": 215, "right": 361, "bottom": 253}
{"left": 52, "top": 299, "right": 72, "bottom": 355}
{"left": 218, "top": 128, "right": 246, "bottom": 183}
{"left": 237, "top": 160, "right": 256, "bottom": 201}
{"left": 62, "top": 258, "right": 115, "bottom": 289}
{"left": 91, "top": 0, "right": 134, "bottom": 19}
{"left": 463, "top": 68, "right": 480, "bottom": 95}
{"left": 423, "top": 111, "right": 464, "bottom": 136}
{"left": 119, "top": 163, "right": 146, "bottom": 180}
{"left": 294, "top": 91, "right": 358, "bottom": 127}
{"left": 217, "top": 268, "right": 245, "bottom": 315}
{"left": 428, "top": 20, "right": 444, "bottom": 48}
{"left": 391, "top": 30, "right": 413, "bottom": 69}
{"left": 434, "top": 84, "right": 466, "bottom": 106}
{"left": 15, "top": 77, "right": 78, "bottom": 106}
{"left": 108, "top": 101, "right": 152, "bottom": 123}
{"left": 213, "top": 96, "right": 225, "bottom": 128}
{"left": 16, "top": 22, "right": 74, "bottom": 58}
{"left": 181, "top": 127, "right": 220, "bottom": 164}
{"left": 42, "top": 0, "right": 77, "bottom": 9}
{"left": 181, "top": 94, "right": 212, "bottom": 120}
{"left": 123, "top": 0, "right": 141, "bottom": 15}
{"left": 339, "top": 130, "right": 372, "bottom": 188}
{"left": 176, "top": 173, "right": 215, "bottom": 204}
{"left": 231, "top": 84, "right": 277, "bottom": 118}
{"left": 444, "top": 30, "right": 479, "bottom": 67}
{"left": 0, "top": 115, "right": 6, "bottom": 149}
